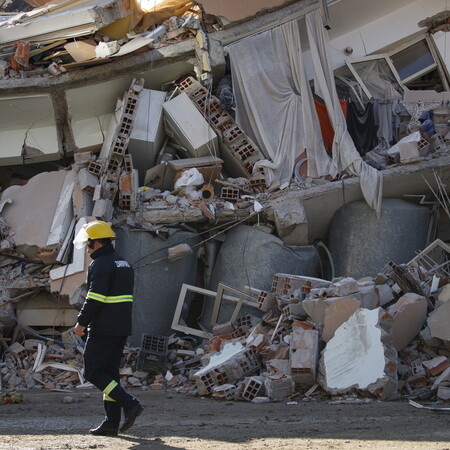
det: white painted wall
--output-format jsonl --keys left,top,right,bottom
{"left": 303, "top": 0, "right": 449, "bottom": 79}
{"left": 0, "top": 94, "right": 60, "bottom": 165}
{"left": 432, "top": 30, "right": 450, "bottom": 78}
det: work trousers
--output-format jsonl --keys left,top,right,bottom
{"left": 84, "top": 334, "right": 135, "bottom": 407}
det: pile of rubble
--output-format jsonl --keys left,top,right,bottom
{"left": 0, "top": 332, "right": 145, "bottom": 393}
{"left": 146, "top": 242, "right": 450, "bottom": 403}
{"left": 0, "top": 0, "right": 205, "bottom": 78}
{"left": 1, "top": 239, "right": 450, "bottom": 405}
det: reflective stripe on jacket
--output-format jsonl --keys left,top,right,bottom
{"left": 77, "top": 243, "right": 134, "bottom": 336}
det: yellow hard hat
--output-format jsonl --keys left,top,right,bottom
{"left": 73, "top": 220, "right": 116, "bottom": 249}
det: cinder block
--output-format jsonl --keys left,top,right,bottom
{"left": 241, "top": 376, "right": 265, "bottom": 401}
{"left": 212, "top": 383, "right": 236, "bottom": 401}
{"left": 290, "top": 329, "right": 319, "bottom": 388}
{"left": 265, "top": 374, "right": 295, "bottom": 401}
{"left": 220, "top": 186, "right": 240, "bottom": 202}
{"left": 195, "top": 371, "right": 215, "bottom": 396}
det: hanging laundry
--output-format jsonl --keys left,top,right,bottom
{"left": 346, "top": 102, "right": 378, "bottom": 156}
{"left": 314, "top": 95, "right": 347, "bottom": 155}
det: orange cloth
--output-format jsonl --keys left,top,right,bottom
{"left": 314, "top": 98, "right": 347, "bottom": 155}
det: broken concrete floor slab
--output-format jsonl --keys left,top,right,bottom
{"left": 428, "top": 300, "right": 450, "bottom": 342}
{"left": 387, "top": 293, "right": 428, "bottom": 351}
{"left": 318, "top": 308, "right": 398, "bottom": 399}
{"left": 2, "top": 170, "right": 70, "bottom": 260}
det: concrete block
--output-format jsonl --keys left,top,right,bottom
{"left": 2, "top": 171, "right": 68, "bottom": 260}
{"left": 290, "top": 329, "right": 319, "bottom": 388}
{"left": 377, "top": 283, "right": 396, "bottom": 307}
{"left": 437, "top": 386, "right": 450, "bottom": 401}
{"left": 399, "top": 141, "right": 420, "bottom": 163}
{"left": 318, "top": 308, "right": 398, "bottom": 399}
{"left": 322, "top": 297, "right": 361, "bottom": 342}
{"left": 266, "top": 359, "right": 291, "bottom": 375}
{"left": 438, "top": 284, "right": 450, "bottom": 302}
{"left": 330, "top": 277, "right": 358, "bottom": 297}
{"left": 241, "top": 376, "right": 265, "bottom": 401}
{"left": 422, "top": 356, "right": 450, "bottom": 376}
{"left": 356, "top": 285, "right": 380, "bottom": 310}
{"left": 265, "top": 374, "right": 295, "bottom": 401}
{"left": 77, "top": 168, "right": 98, "bottom": 194}
{"left": 212, "top": 383, "right": 236, "bottom": 401}
{"left": 163, "top": 93, "right": 219, "bottom": 158}
{"left": 72, "top": 185, "right": 93, "bottom": 218}
{"left": 128, "top": 89, "right": 166, "bottom": 185}
{"left": 271, "top": 196, "right": 308, "bottom": 246}
{"left": 428, "top": 300, "right": 450, "bottom": 341}
{"left": 272, "top": 274, "right": 330, "bottom": 296}
{"left": 92, "top": 198, "right": 114, "bottom": 221}
{"left": 387, "top": 293, "right": 427, "bottom": 351}
{"left": 167, "top": 243, "right": 193, "bottom": 262}
{"left": 213, "top": 322, "right": 234, "bottom": 336}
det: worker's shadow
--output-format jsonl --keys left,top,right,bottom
{"left": 119, "top": 435, "right": 183, "bottom": 449}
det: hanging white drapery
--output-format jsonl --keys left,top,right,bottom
{"left": 228, "top": 9, "right": 383, "bottom": 214}
{"left": 305, "top": 9, "right": 382, "bottom": 214}
{"left": 228, "top": 19, "right": 331, "bottom": 190}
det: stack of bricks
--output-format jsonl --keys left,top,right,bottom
{"left": 86, "top": 78, "right": 144, "bottom": 215}
{"left": 176, "top": 76, "right": 266, "bottom": 188}
{"left": 220, "top": 186, "right": 240, "bottom": 202}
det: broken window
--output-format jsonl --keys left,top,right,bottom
{"left": 389, "top": 36, "right": 450, "bottom": 92}
{"left": 345, "top": 54, "right": 403, "bottom": 100}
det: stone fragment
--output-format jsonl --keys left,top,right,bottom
{"left": 318, "top": 308, "right": 398, "bottom": 399}
{"left": 422, "top": 356, "right": 450, "bottom": 376}
{"left": 438, "top": 284, "right": 450, "bottom": 302}
{"left": 387, "top": 293, "right": 427, "bottom": 351}
{"left": 167, "top": 243, "right": 192, "bottom": 262}
{"left": 290, "top": 329, "right": 319, "bottom": 388}
{"left": 377, "top": 284, "right": 396, "bottom": 307}
{"left": 271, "top": 195, "right": 308, "bottom": 245}
{"left": 330, "top": 277, "right": 358, "bottom": 297}
{"left": 428, "top": 301, "right": 450, "bottom": 341}
{"left": 265, "top": 374, "right": 295, "bottom": 401}
{"left": 322, "top": 298, "right": 361, "bottom": 342}
{"left": 437, "top": 386, "right": 450, "bottom": 401}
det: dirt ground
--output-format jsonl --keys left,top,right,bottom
{"left": 0, "top": 389, "right": 450, "bottom": 450}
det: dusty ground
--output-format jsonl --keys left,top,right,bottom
{"left": 0, "top": 389, "right": 450, "bottom": 450}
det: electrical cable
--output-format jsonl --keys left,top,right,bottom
{"left": 132, "top": 205, "right": 270, "bottom": 270}
{"left": 5, "top": 312, "right": 84, "bottom": 348}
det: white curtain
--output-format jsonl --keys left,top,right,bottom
{"left": 228, "top": 20, "right": 330, "bottom": 189}
{"left": 305, "top": 9, "right": 382, "bottom": 214}
{"left": 228, "top": 9, "right": 383, "bottom": 214}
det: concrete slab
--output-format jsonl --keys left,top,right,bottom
{"left": 128, "top": 89, "right": 166, "bottom": 185}
{"left": 2, "top": 171, "right": 68, "bottom": 260}
{"left": 387, "top": 293, "right": 427, "bottom": 351}
{"left": 318, "top": 308, "right": 398, "bottom": 399}
{"left": 290, "top": 328, "right": 319, "bottom": 388}
{"left": 270, "top": 193, "right": 308, "bottom": 245}
{"left": 163, "top": 93, "right": 219, "bottom": 158}
{"left": 16, "top": 292, "right": 78, "bottom": 327}
{"left": 322, "top": 297, "right": 361, "bottom": 342}
{"left": 428, "top": 300, "right": 450, "bottom": 341}
{"left": 0, "top": 94, "right": 60, "bottom": 166}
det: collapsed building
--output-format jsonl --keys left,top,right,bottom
{"left": 0, "top": 0, "right": 450, "bottom": 404}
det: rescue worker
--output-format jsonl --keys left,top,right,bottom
{"left": 73, "top": 220, "right": 143, "bottom": 436}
